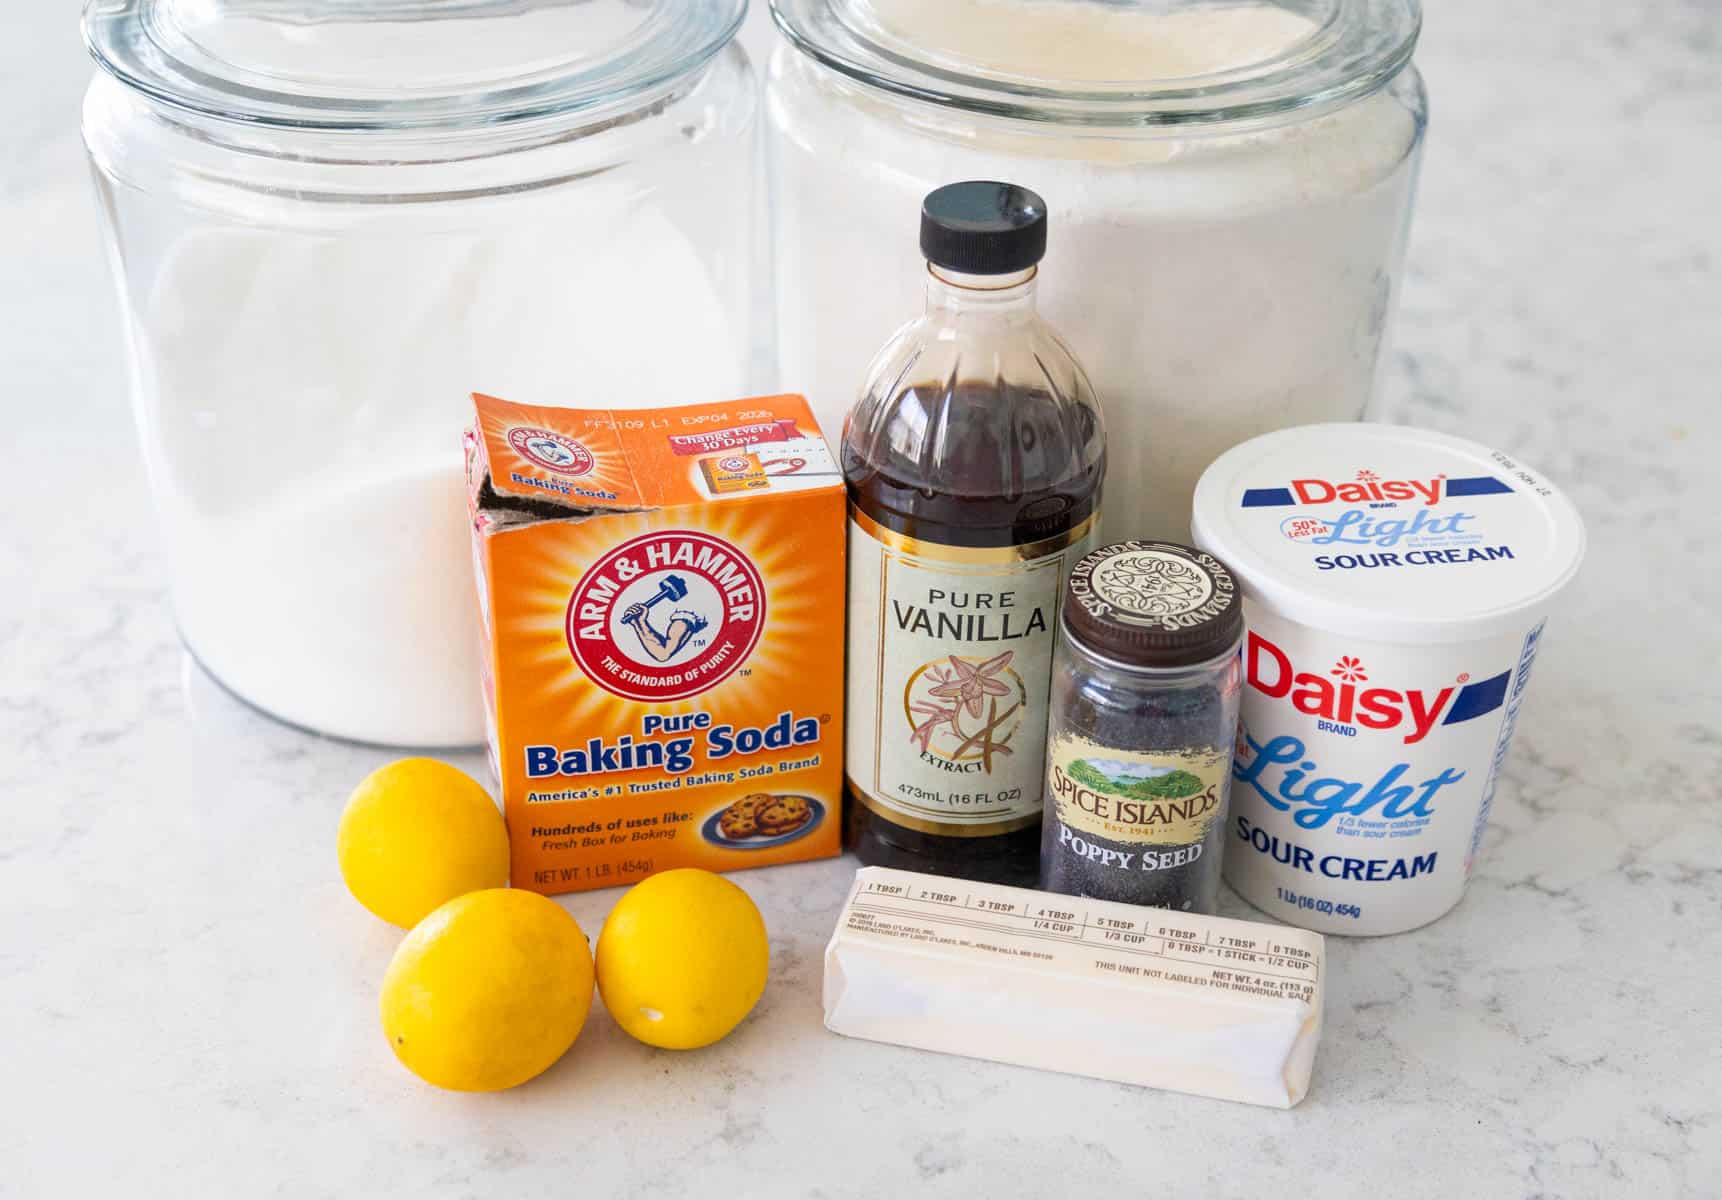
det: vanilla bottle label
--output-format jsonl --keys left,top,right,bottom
{"left": 845, "top": 510, "right": 1096, "bottom": 836}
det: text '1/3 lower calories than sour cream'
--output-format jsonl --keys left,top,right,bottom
{"left": 1192, "top": 424, "right": 1586, "bottom": 936}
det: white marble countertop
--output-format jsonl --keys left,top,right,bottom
{"left": 4, "top": 3, "right": 1718, "bottom": 1197}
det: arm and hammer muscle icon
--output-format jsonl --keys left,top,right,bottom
{"left": 620, "top": 574, "right": 709, "bottom": 663}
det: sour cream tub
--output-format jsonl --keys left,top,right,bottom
{"left": 1192, "top": 424, "right": 1586, "bottom": 935}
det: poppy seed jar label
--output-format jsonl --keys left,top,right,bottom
{"left": 1048, "top": 736, "right": 1228, "bottom": 851}
{"left": 845, "top": 514, "right": 1095, "bottom": 835}
{"left": 1039, "top": 541, "right": 1245, "bottom": 912}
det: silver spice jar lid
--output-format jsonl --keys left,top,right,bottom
{"left": 1063, "top": 541, "right": 1243, "bottom": 668}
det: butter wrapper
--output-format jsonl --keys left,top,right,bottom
{"left": 823, "top": 867, "right": 1324, "bottom": 1108}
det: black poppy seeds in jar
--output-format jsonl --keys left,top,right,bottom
{"left": 1040, "top": 541, "right": 1244, "bottom": 913}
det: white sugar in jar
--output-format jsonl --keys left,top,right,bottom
{"left": 83, "top": 0, "right": 764, "bottom": 746}
{"left": 1192, "top": 424, "right": 1587, "bottom": 936}
{"left": 767, "top": 0, "right": 1427, "bottom": 540}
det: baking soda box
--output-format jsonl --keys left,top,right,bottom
{"left": 466, "top": 392, "right": 846, "bottom": 894}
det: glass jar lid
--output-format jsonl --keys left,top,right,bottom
{"left": 83, "top": 0, "right": 746, "bottom": 130}
{"left": 771, "top": 0, "right": 1419, "bottom": 126}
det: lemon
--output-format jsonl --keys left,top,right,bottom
{"left": 380, "top": 888, "right": 594, "bottom": 1091}
{"left": 338, "top": 757, "right": 509, "bottom": 928}
{"left": 596, "top": 869, "right": 769, "bottom": 1050}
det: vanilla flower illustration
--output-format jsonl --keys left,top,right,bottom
{"left": 927, "top": 652, "right": 1015, "bottom": 718}
{"left": 908, "top": 700, "right": 960, "bottom": 752}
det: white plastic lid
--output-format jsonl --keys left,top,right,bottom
{"left": 1190, "top": 423, "right": 1587, "bottom": 645}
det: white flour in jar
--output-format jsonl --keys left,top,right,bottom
{"left": 767, "top": 2, "right": 1423, "bottom": 539}
{"left": 135, "top": 200, "right": 744, "bottom": 746}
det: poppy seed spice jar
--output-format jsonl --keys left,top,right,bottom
{"left": 1040, "top": 542, "right": 1244, "bottom": 913}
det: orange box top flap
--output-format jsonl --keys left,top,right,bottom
{"left": 469, "top": 391, "right": 840, "bottom": 515}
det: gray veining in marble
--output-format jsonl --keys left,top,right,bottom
{"left": 3, "top": 1, "right": 1719, "bottom": 1197}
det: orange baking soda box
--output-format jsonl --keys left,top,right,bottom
{"left": 466, "top": 392, "right": 846, "bottom": 894}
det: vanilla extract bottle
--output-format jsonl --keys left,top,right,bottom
{"left": 843, "top": 181, "right": 1108, "bottom": 886}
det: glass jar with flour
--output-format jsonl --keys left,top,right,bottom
{"left": 82, "top": 0, "right": 765, "bottom": 745}
{"left": 767, "top": 0, "right": 1427, "bottom": 540}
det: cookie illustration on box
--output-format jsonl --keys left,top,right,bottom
{"left": 705, "top": 793, "right": 823, "bottom": 848}
{"left": 757, "top": 795, "right": 812, "bottom": 834}
{"left": 718, "top": 792, "right": 769, "bottom": 839}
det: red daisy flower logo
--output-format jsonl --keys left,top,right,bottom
{"left": 1331, "top": 656, "right": 1368, "bottom": 683}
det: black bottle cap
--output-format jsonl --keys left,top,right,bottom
{"left": 1064, "top": 541, "right": 1244, "bottom": 669}
{"left": 920, "top": 181, "right": 1048, "bottom": 275}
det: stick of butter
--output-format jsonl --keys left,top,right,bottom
{"left": 823, "top": 867, "right": 1325, "bottom": 1108}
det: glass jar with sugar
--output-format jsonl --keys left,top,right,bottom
{"left": 766, "top": 0, "right": 1427, "bottom": 541}
{"left": 82, "top": 0, "right": 766, "bottom": 746}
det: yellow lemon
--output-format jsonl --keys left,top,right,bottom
{"left": 380, "top": 888, "right": 594, "bottom": 1091}
{"left": 338, "top": 757, "right": 509, "bottom": 928}
{"left": 596, "top": 869, "right": 768, "bottom": 1050}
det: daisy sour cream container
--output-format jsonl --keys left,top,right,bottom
{"left": 1192, "top": 423, "right": 1585, "bottom": 935}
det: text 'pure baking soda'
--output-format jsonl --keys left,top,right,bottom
{"left": 1192, "top": 424, "right": 1586, "bottom": 935}
{"left": 466, "top": 393, "right": 845, "bottom": 894}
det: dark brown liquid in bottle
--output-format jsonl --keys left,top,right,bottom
{"left": 844, "top": 380, "right": 1105, "bottom": 887}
